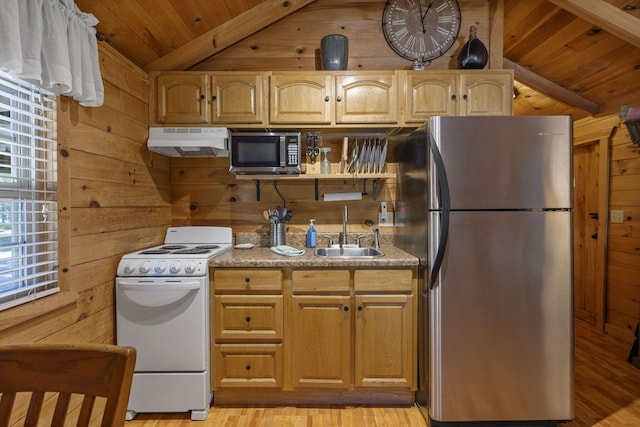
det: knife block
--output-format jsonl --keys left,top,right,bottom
{"left": 306, "top": 162, "right": 321, "bottom": 174}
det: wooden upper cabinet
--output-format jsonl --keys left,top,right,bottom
{"left": 335, "top": 73, "right": 398, "bottom": 124}
{"left": 211, "top": 73, "right": 266, "bottom": 124}
{"left": 269, "top": 73, "right": 333, "bottom": 124}
{"left": 152, "top": 72, "right": 266, "bottom": 125}
{"left": 458, "top": 71, "right": 513, "bottom": 116}
{"left": 156, "top": 73, "right": 209, "bottom": 124}
{"left": 402, "top": 70, "right": 513, "bottom": 124}
{"left": 404, "top": 72, "right": 457, "bottom": 122}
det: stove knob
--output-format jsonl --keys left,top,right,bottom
{"left": 140, "top": 260, "right": 153, "bottom": 274}
{"left": 123, "top": 261, "right": 138, "bottom": 275}
{"left": 154, "top": 260, "right": 167, "bottom": 274}
{"left": 185, "top": 261, "right": 197, "bottom": 274}
{"left": 170, "top": 261, "right": 182, "bottom": 274}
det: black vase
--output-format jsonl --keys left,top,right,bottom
{"left": 321, "top": 34, "right": 348, "bottom": 70}
{"left": 457, "top": 25, "right": 488, "bottom": 69}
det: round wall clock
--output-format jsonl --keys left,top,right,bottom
{"left": 382, "top": 0, "right": 462, "bottom": 65}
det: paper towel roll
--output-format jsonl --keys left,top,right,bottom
{"left": 323, "top": 192, "right": 362, "bottom": 201}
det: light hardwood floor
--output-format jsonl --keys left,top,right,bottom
{"left": 127, "top": 320, "right": 640, "bottom": 426}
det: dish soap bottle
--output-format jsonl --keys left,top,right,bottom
{"left": 306, "top": 219, "right": 317, "bottom": 248}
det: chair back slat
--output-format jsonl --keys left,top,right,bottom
{"left": 0, "top": 344, "right": 136, "bottom": 427}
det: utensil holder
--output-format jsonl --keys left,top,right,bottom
{"left": 270, "top": 223, "right": 286, "bottom": 247}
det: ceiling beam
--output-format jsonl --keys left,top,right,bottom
{"left": 144, "top": 0, "right": 317, "bottom": 71}
{"left": 547, "top": 0, "right": 640, "bottom": 48}
{"left": 503, "top": 58, "right": 600, "bottom": 115}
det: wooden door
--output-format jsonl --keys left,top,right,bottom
{"left": 457, "top": 72, "right": 513, "bottom": 116}
{"left": 335, "top": 73, "right": 398, "bottom": 124}
{"left": 289, "top": 295, "right": 351, "bottom": 388}
{"left": 573, "top": 142, "right": 600, "bottom": 324}
{"left": 156, "top": 73, "right": 209, "bottom": 124}
{"left": 354, "top": 294, "right": 414, "bottom": 389}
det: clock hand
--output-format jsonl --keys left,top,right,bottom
{"left": 421, "top": 0, "right": 434, "bottom": 21}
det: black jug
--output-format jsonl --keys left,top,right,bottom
{"left": 457, "top": 25, "right": 488, "bottom": 69}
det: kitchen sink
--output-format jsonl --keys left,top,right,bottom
{"left": 314, "top": 247, "right": 384, "bottom": 258}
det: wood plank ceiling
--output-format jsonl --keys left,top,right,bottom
{"left": 75, "top": 0, "right": 640, "bottom": 120}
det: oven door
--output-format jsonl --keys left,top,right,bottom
{"left": 115, "top": 277, "right": 208, "bottom": 372}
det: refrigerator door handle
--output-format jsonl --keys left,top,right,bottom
{"left": 428, "top": 132, "right": 450, "bottom": 289}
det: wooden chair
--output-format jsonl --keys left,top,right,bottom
{"left": 0, "top": 343, "right": 136, "bottom": 427}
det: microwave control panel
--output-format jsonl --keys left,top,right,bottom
{"left": 286, "top": 140, "right": 299, "bottom": 166}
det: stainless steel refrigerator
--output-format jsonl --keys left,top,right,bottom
{"left": 395, "top": 116, "right": 574, "bottom": 427}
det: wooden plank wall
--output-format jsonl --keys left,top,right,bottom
{"left": 0, "top": 44, "right": 168, "bottom": 346}
{"left": 191, "top": 0, "right": 491, "bottom": 72}
{"left": 574, "top": 115, "right": 640, "bottom": 342}
{"left": 607, "top": 120, "right": 640, "bottom": 341}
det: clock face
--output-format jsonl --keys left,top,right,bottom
{"left": 382, "top": 0, "right": 461, "bottom": 62}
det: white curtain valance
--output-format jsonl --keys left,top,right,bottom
{"left": 0, "top": 0, "right": 103, "bottom": 107}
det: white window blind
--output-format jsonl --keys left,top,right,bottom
{"left": 0, "top": 70, "right": 58, "bottom": 311}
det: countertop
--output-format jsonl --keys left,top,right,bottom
{"left": 208, "top": 244, "right": 419, "bottom": 268}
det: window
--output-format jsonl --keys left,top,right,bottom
{"left": 0, "top": 70, "right": 58, "bottom": 311}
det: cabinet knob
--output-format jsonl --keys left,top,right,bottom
{"left": 245, "top": 316, "right": 251, "bottom": 322}
{"left": 199, "top": 95, "right": 205, "bottom": 100}
{"left": 244, "top": 277, "right": 250, "bottom": 283}
{"left": 357, "top": 305, "right": 363, "bottom": 311}
{"left": 451, "top": 94, "right": 457, "bottom": 100}
{"left": 463, "top": 94, "right": 468, "bottom": 100}
{"left": 324, "top": 96, "right": 330, "bottom": 102}
{"left": 245, "top": 364, "right": 252, "bottom": 371}
{"left": 211, "top": 95, "right": 217, "bottom": 101}
{"left": 336, "top": 96, "right": 342, "bottom": 102}
{"left": 343, "top": 306, "right": 349, "bottom": 312}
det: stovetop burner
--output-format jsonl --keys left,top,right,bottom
{"left": 173, "top": 248, "right": 212, "bottom": 255}
{"left": 140, "top": 249, "right": 171, "bottom": 255}
{"left": 161, "top": 245, "right": 188, "bottom": 250}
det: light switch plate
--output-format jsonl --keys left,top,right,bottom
{"left": 610, "top": 210, "right": 624, "bottom": 224}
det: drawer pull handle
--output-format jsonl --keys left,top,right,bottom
{"left": 245, "top": 364, "right": 252, "bottom": 371}
{"left": 245, "top": 316, "right": 251, "bottom": 322}
{"left": 244, "top": 277, "right": 250, "bottom": 283}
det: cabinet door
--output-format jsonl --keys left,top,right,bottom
{"left": 404, "top": 72, "right": 456, "bottom": 123}
{"left": 290, "top": 295, "right": 351, "bottom": 388}
{"left": 458, "top": 72, "right": 513, "bottom": 116}
{"left": 336, "top": 73, "right": 398, "bottom": 124}
{"left": 354, "top": 294, "right": 414, "bottom": 389}
{"left": 269, "top": 73, "right": 333, "bottom": 124}
{"left": 212, "top": 73, "right": 266, "bottom": 124}
{"left": 156, "top": 73, "right": 209, "bottom": 124}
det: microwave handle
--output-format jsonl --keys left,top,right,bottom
{"left": 279, "top": 135, "right": 286, "bottom": 167}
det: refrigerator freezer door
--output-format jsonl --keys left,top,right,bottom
{"left": 430, "top": 115, "right": 572, "bottom": 210}
{"left": 429, "top": 210, "right": 574, "bottom": 423}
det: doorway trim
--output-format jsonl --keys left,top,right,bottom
{"left": 573, "top": 116, "right": 617, "bottom": 331}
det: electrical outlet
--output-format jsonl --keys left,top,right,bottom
{"left": 379, "top": 211, "right": 394, "bottom": 227}
{"left": 610, "top": 210, "right": 624, "bottom": 224}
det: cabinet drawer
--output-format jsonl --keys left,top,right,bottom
{"left": 214, "top": 268, "right": 283, "bottom": 292}
{"left": 292, "top": 269, "right": 350, "bottom": 293}
{"left": 214, "top": 344, "right": 282, "bottom": 389}
{"left": 214, "top": 295, "right": 283, "bottom": 341}
{"left": 354, "top": 269, "right": 413, "bottom": 292}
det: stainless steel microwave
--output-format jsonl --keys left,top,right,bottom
{"left": 229, "top": 131, "right": 301, "bottom": 174}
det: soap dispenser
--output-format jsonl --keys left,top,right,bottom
{"left": 306, "top": 219, "right": 317, "bottom": 248}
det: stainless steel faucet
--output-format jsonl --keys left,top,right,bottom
{"left": 340, "top": 205, "right": 348, "bottom": 247}
{"left": 373, "top": 227, "right": 380, "bottom": 249}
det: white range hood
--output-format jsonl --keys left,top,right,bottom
{"left": 147, "top": 127, "right": 229, "bottom": 157}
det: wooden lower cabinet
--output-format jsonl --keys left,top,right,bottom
{"left": 211, "top": 266, "right": 417, "bottom": 404}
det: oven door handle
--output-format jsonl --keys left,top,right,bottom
{"left": 117, "top": 281, "right": 202, "bottom": 292}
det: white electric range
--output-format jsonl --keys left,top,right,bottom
{"left": 115, "top": 226, "right": 232, "bottom": 421}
